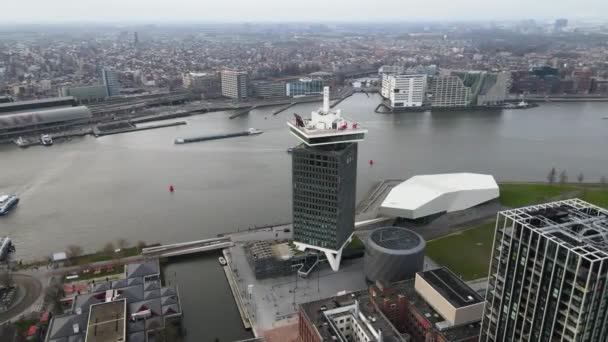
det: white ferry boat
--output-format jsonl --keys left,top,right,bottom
{"left": 218, "top": 256, "right": 227, "bottom": 266}
{"left": 40, "top": 134, "right": 53, "bottom": 146}
{"left": 0, "top": 195, "right": 19, "bottom": 216}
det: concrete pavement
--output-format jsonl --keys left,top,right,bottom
{"left": 0, "top": 274, "right": 43, "bottom": 324}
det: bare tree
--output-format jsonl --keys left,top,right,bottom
{"left": 577, "top": 172, "right": 584, "bottom": 184}
{"left": 547, "top": 167, "right": 557, "bottom": 184}
{"left": 44, "top": 277, "right": 65, "bottom": 314}
{"left": 66, "top": 245, "right": 84, "bottom": 258}
{"left": 116, "top": 239, "right": 129, "bottom": 250}
{"left": 137, "top": 240, "right": 147, "bottom": 251}
{"left": 0, "top": 267, "right": 12, "bottom": 288}
{"left": 102, "top": 242, "right": 115, "bottom": 255}
{"left": 559, "top": 170, "right": 568, "bottom": 184}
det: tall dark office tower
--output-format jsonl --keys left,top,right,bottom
{"left": 481, "top": 199, "right": 608, "bottom": 342}
{"left": 287, "top": 87, "right": 366, "bottom": 271}
{"left": 102, "top": 68, "right": 120, "bottom": 97}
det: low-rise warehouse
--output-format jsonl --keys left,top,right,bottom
{"left": 45, "top": 260, "right": 181, "bottom": 342}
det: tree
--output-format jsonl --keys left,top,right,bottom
{"left": 559, "top": 170, "right": 568, "bottom": 184}
{"left": 0, "top": 267, "right": 12, "bottom": 288}
{"left": 102, "top": 242, "right": 115, "bottom": 255}
{"left": 116, "top": 239, "right": 129, "bottom": 250}
{"left": 44, "top": 277, "right": 65, "bottom": 314}
{"left": 66, "top": 245, "right": 84, "bottom": 258}
{"left": 136, "top": 240, "right": 147, "bottom": 251}
{"left": 547, "top": 167, "right": 557, "bottom": 184}
{"left": 577, "top": 172, "right": 584, "bottom": 184}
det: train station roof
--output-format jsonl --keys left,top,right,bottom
{"left": 0, "top": 106, "right": 92, "bottom": 130}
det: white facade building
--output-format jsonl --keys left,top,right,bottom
{"left": 380, "top": 173, "right": 499, "bottom": 219}
{"left": 221, "top": 69, "right": 248, "bottom": 99}
{"left": 387, "top": 74, "right": 427, "bottom": 108}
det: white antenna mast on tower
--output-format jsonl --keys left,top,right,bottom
{"left": 322, "top": 86, "right": 330, "bottom": 114}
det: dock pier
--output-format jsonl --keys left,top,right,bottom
{"left": 93, "top": 121, "right": 187, "bottom": 137}
{"left": 222, "top": 250, "right": 254, "bottom": 332}
{"left": 272, "top": 102, "right": 296, "bottom": 115}
{"left": 229, "top": 105, "right": 259, "bottom": 119}
{"left": 330, "top": 89, "right": 355, "bottom": 108}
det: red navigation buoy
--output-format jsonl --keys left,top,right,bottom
{"left": 369, "top": 159, "right": 374, "bottom": 166}
{"left": 169, "top": 185, "right": 175, "bottom": 192}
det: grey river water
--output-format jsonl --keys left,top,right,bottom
{"left": 1, "top": 94, "right": 607, "bottom": 341}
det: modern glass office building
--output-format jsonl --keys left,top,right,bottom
{"left": 292, "top": 143, "right": 357, "bottom": 250}
{"left": 481, "top": 199, "right": 608, "bottom": 342}
{"left": 102, "top": 68, "right": 121, "bottom": 97}
{"left": 287, "top": 87, "right": 366, "bottom": 271}
{"left": 286, "top": 77, "right": 325, "bottom": 97}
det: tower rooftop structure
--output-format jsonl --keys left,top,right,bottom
{"left": 287, "top": 87, "right": 367, "bottom": 146}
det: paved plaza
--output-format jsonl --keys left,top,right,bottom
{"left": 226, "top": 241, "right": 368, "bottom": 330}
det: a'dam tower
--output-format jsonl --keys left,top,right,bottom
{"left": 287, "top": 87, "right": 367, "bottom": 271}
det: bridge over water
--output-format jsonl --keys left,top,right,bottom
{"left": 141, "top": 237, "right": 233, "bottom": 258}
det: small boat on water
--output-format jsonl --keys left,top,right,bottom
{"left": 40, "top": 134, "right": 53, "bottom": 146}
{"left": 0, "top": 194, "right": 19, "bottom": 216}
{"left": 247, "top": 127, "right": 263, "bottom": 135}
{"left": 0, "top": 236, "right": 15, "bottom": 261}
{"left": 218, "top": 256, "right": 227, "bottom": 266}
{"left": 14, "top": 136, "right": 28, "bottom": 147}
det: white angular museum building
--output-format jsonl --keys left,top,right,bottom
{"left": 380, "top": 173, "right": 500, "bottom": 219}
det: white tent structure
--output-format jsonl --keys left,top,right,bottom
{"left": 380, "top": 173, "right": 499, "bottom": 219}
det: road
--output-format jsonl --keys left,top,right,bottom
{"left": 0, "top": 274, "right": 43, "bottom": 324}
{"left": 44, "top": 255, "right": 147, "bottom": 277}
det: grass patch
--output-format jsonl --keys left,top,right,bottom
{"left": 499, "top": 183, "right": 577, "bottom": 207}
{"left": 346, "top": 235, "right": 365, "bottom": 250}
{"left": 499, "top": 183, "right": 608, "bottom": 208}
{"left": 426, "top": 222, "right": 496, "bottom": 281}
{"left": 72, "top": 265, "right": 125, "bottom": 281}
{"left": 425, "top": 183, "right": 608, "bottom": 282}
{"left": 580, "top": 189, "right": 608, "bottom": 208}
{"left": 69, "top": 246, "right": 141, "bottom": 266}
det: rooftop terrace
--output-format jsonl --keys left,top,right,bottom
{"left": 85, "top": 299, "right": 126, "bottom": 342}
{"left": 501, "top": 199, "right": 608, "bottom": 257}
{"left": 300, "top": 291, "right": 409, "bottom": 342}
{"left": 417, "top": 268, "right": 483, "bottom": 308}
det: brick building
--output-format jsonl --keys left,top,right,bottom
{"left": 369, "top": 268, "right": 482, "bottom": 342}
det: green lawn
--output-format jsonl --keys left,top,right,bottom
{"left": 426, "top": 183, "right": 608, "bottom": 281}
{"left": 499, "top": 183, "right": 608, "bottom": 208}
{"left": 499, "top": 183, "right": 577, "bottom": 207}
{"left": 426, "top": 222, "right": 496, "bottom": 281}
{"left": 580, "top": 189, "right": 608, "bottom": 208}
{"left": 69, "top": 246, "right": 141, "bottom": 266}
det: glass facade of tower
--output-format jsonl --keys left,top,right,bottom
{"left": 292, "top": 143, "right": 357, "bottom": 251}
{"left": 102, "top": 69, "right": 121, "bottom": 97}
{"left": 481, "top": 199, "right": 608, "bottom": 342}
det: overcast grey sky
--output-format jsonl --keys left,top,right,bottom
{"left": 2, "top": 0, "right": 607, "bottom": 23}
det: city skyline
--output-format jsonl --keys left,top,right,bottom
{"left": 2, "top": 0, "right": 608, "bottom": 23}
